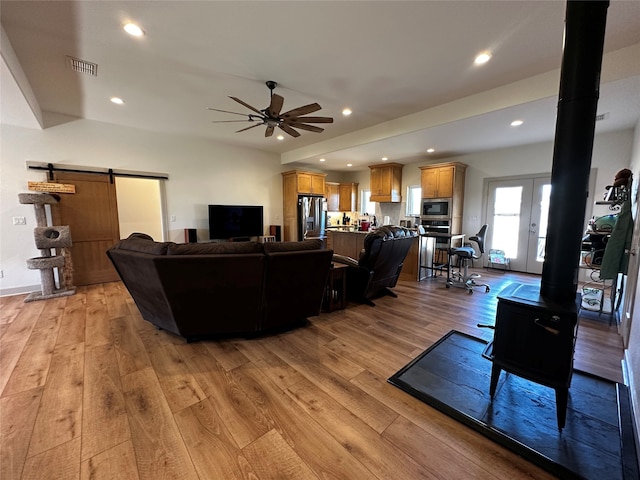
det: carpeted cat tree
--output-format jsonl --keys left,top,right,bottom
{"left": 18, "top": 193, "right": 76, "bottom": 302}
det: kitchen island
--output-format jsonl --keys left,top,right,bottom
{"left": 328, "top": 229, "right": 369, "bottom": 260}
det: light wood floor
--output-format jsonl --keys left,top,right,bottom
{"left": 0, "top": 269, "right": 625, "bottom": 480}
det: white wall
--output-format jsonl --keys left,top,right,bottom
{"left": 0, "top": 119, "right": 282, "bottom": 294}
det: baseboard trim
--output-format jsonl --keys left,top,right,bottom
{"left": 622, "top": 352, "right": 640, "bottom": 473}
{"left": 0, "top": 285, "right": 39, "bottom": 298}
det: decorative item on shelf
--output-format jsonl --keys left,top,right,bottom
{"left": 596, "top": 168, "right": 633, "bottom": 210}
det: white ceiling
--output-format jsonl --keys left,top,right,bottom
{"left": 1, "top": 1, "right": 639, "bottom": 172}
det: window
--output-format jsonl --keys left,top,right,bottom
{"left": 406, "top": 185, "right": 422, "bottom": 216}
{"left": 362, "top": 190, "right": 375, "bottom": 215}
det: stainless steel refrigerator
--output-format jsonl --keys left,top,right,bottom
{"left": 297, "top": 195, "right": 327, "bottom": 241}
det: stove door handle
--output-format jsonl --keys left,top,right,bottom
{"left": 534, "top": 318, "right": 560, "bottom": 335}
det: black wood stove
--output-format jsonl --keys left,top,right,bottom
{"left": 486, "top": 0, "right": 609, "bottom": 430}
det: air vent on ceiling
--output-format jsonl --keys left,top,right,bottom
{"left": 595, "top": 112, "right": 609, "bottom": 122}
{"left": 66, "top": 56, "right": 98, "bottom": 76}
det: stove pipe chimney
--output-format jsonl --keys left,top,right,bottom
{"left": 540, "top": 0, "right": 609, "bottom": 303}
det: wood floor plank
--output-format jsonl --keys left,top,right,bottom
{"left": 2, "top": 302, "right": 63, "bottom": 396}
{"left": 81, "top": 343, "right": 131, "bottom": 461}
{"left": 176, "top": 343, "right": 273, "bottom": 448}
{"left": 0, "top": 293, "right": 25, "bottom": 325}
{"left": 22, "top": 437, "right": 81, "bottom": 480}
{"left": 121, "top": 367, "right": 199, "bottom": 480}
{"left": 138, "top": 327, "right": 206, "bottom": 413}
{"left": 27, "top": 342, "right": 84, "bottom": 458}
{"left": 0, "top": 386, "right": 43, "bottom": 480}
{"left": 242, "top": 429, "right": 320, "bottom": 480}
{"left": 286, "top": 377, "right": 437, "bottom": 480}
{"left": 174, "top": 397, "right": 255, "bottom": 480}
{"left": 84, "top": 285, "right": 112, "bottom": 348}
{"left": 103, "top": 282, "right": 130, "bottom": 319}
{"left": 265, "top": 334, "right": 399, "bottom": 433}
{"left": 232, "top": 338, "right": 307, "bottom": 390}
{"left": 56, "top": 290, "right": 86, "bottom": 347}
{"left": 110, "top": 315, "right": 152, "bottom": 377}
{"left": 0, "top": 299, "right": 47, "bottom": 395}
{"left": 80, "top": 440, "right": 139, "bottom": 480}
{"left": 237, "top": 362, "right": 379, "bottom": 479}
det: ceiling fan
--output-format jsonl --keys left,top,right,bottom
{"left": 208, "top": 81, "right": 333, "bottom": 138}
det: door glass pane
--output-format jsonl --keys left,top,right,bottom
{"left": 492, "top": 186, "right": 522, "bottom": 259}
{"left": 535, "top": 184, "right": 552, "bottom": 262}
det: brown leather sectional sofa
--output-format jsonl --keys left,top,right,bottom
{"left": 107, "top": 233, "right": 333, "bottom": 341}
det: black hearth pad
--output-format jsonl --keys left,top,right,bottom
{"left": 388, "top": 330, "right": 638, "bottom": 480}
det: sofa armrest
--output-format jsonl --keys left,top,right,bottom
{"left": 332, "top": 254, "right": 359, "bottom": 267}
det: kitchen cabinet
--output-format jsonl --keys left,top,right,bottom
{"left": 326, "top": 182, "right": 358, "bottom": 212}
{"left": 420, "top": 162, "right": 466, "bottom": 199}
{"left": 338, "top": 182, "right": 358, "bottom": 211}
{"left": 369, "top": 163, "right": 403, "bottom": 203}
{"left": 325, "top": 182, "right": 340, "bottom": 211}
{"left": 282, "top": 170, "right": 327, "bottom": 241}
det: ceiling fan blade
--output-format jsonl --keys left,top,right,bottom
{"left": 236, "top": 123, "right": 263, "bottom": 133}
{"left": 280, "top": 103, "right": 322, "bottom": 119}
{"left": 288, "top": 116, "right": 333, "bottom": 124}
{"left": 211, "top": 119, "right": 256, "bottom": 124}
{"left": 279, "top": 124, "right": 301, "bottom": 138}
{"left": 265, "top": 126, "right": 275, "bottom": 137}
{"left": 229, "top": 96, "right": 264, "bottom": 116}
{"left": 265, "top": 94, "right": 284, "bottom": 118}
{"left": 207, "top": 107, "right": 253, "bottom": 117}
{"left": 289, "top": 123, "right": 324, "bottom": 133}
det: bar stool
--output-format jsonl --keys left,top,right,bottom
{"left": 446, "top": 225, "right": 490, "bottom": 294}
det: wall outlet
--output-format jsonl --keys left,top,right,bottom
{"left": 170, "top": 215, "right": 176, "bottom": 222}
{"left": 12, "top": 216, "right": 26, "bottom": 225}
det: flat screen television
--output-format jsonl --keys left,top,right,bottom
{"left": 208, "top": 204, "right": 264, "bottom": 240}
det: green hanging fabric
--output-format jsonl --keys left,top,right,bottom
{"left": 599, "top": 198, "right": 633, "bottom": 279}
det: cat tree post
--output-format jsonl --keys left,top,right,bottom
{"left": 18, "top": 193, "right": 76, "bottom": 302}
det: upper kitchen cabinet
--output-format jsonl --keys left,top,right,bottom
{"left": 291, "top": 171, "right": 326, "bottom": 195}
{"left": 325, "top": 182, "right": 340, "bottom": 211}
{"left": 369, "top": 163, "right": 403, "bottom": 203}
{"left": 420, "top": 162, "right": 467, "bottom": 199}
{"left": 338, "top": 182, "right": 358, "bottom": 211}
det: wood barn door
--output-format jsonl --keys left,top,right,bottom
{"left": 51, "top": 172, "right": 120, "bottom": 285}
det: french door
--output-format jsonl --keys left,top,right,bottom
{"left": 486, "top": 176, "right": 551, "bottom": 274}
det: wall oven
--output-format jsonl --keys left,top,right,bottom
{"left": 421, "top": 198, "right": 452, "bottom": 220}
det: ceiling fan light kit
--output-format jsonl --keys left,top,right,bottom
{"left": 208, "top": 81, "right": 333, "bottom": 138}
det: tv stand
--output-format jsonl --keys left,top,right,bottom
{"left": 230, "top": 236, "right": 251, "bottom": 242}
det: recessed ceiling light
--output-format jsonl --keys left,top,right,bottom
{"left": 381, "top": 157, "right": 388, "bottom": 161}
{"left": 347, "top": 163, "right": 353, "bottom": 167}
{"left": 342, "top": 108, "right": 352, "bottom": 116}
{"left": 277, "top": 135, "right": 284, "bottom": 140}
{"left": 474, "top": 51, "right": 492, "bottom": 65}
{"left": 319, "top": 158, "right": 326, "bottom": 162}
{"left": 110, "top": 97, "right": 125, "bottom": 105}
{"left": 124, "top": 23, "right": 144, "bottom": 37}
{"left": 427, "top": 148, "right": 435, "bottom": 153}
{"left": 510, "top": 120, "right": 524, "bottom": 127}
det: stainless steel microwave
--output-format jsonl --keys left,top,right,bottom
{"left": 421, "top": 198, "right": 452, "bottom": 219}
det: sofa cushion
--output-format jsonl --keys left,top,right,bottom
{"left": 167, "top": 241, "right": 263, "bottom": 255}
{"left": 262, "top": 239, "right": 324, "bottom": 253}
{"left": 115, "top": 233, "right": 175, "bottom": 255}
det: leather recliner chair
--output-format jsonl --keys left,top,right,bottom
{"left": 333, "top": 226, "right": 418, "bottom": 306}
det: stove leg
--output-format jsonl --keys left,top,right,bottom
{"left": 489, "top": 364, "right": 501, "bottom": 398}
{"left": 555, "top": 387, "right": 568, "bottom": 430}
